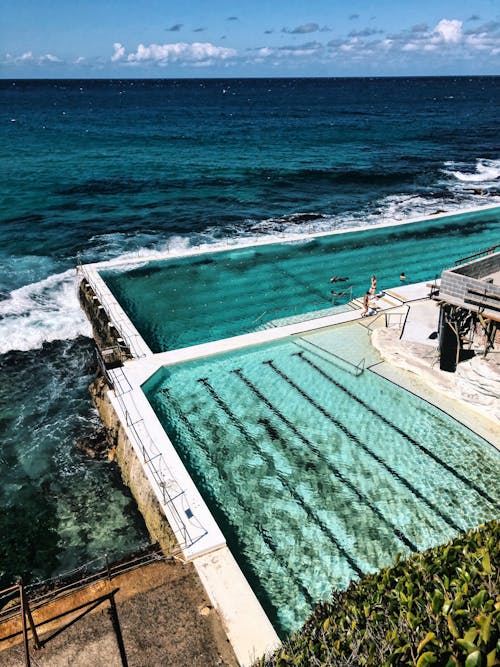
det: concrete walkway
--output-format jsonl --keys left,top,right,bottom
{"left": 0, "top": 560, "right": 237, "bottom": 667}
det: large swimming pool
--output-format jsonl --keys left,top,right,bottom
{"left": 101, "top": 207, "right": 500, "bottom": 352}
{"left": 142, "top": 323, "right": 500, "bottom": 635}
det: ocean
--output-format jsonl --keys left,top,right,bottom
{"left": 0, "top": 77, "right": 499, "bottom": 588}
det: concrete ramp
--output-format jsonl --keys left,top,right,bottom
{"left": 400, "top": 299, "right": 441, "bottom": 347}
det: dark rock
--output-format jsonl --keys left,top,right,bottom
{"left": 76, "top": 428, "right": 110, "bottom": 460}
{"left": 282, "top": 212, "right": 326, "bottom": 224}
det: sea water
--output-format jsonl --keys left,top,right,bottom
{"left": 1, "top": 77, "right": 499, "bottom": 588}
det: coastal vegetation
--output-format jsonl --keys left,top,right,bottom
{"left": 260, "top": 520, "right": 499, "bottom": 667}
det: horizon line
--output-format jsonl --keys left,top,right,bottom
{"left": 2, "top": 73, "right": 500, "bottom": 81}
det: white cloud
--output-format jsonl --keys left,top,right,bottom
{"left": 464, "top": 21, "right": 500, "bottom": 53}
{"left": 249, "top": 41, "right": 323, "bottom": 60}
{"left": 111, "top": 41, "right": 237, "bottom": 65}
{"left": 433, "top": 19, "right": 463, "bottom": 44}
{"left": 325, "top": 15, "right": 500, "bottom": 61}
{"left": 257, "top": 47, "right": 273, "bottom": 57}
{"left": 2, "top": 51, "right": 62, "bottom": 64}
{"left": 41, "top": 53, "right": 61, "bottom": 63}
{"left": 19, "top": 51, "right": 34, "bottom": 61}
{"left": 111, "top": 43, "right": 126, "bottom": 62}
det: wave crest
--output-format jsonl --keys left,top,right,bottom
{"left": 444, "top": 158, "right": 500, "bottom": 184}
{"left": 0, "top": 269, "right": 91, "bottom": 354}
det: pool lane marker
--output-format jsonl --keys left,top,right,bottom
{"left": 293, "top": 349, "right": 498, "bottom": 510}
{"left": 200, "top": 376, "right": 364, "bottom": 577}
{"left": 232, "top": 368, "right": 414, "bottom": 562}
{"left": 164, "top": 384, "right": 316, "bottom": 609}
{"left": 262, "top": 359, "right": 464, "bottom": 536}
{"left": 197, "top": 378, "right": 317, "bottom": 607}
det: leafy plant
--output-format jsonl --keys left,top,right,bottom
{"left": 259, "top": 520, "right": 499, "bottom": 667}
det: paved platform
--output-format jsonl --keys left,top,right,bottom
{"left": 0, "top": 560, "right": 237, "bottom": 667}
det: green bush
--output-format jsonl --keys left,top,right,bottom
{"left": 259, "top": 520, "right": 499, "bottom": 667}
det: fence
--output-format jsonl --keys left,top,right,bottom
{"left": 107, "top": 366, "right": 208, "bottom": 551}
{"left": 0, "top": 545, "right": 164, "bottom": 667}
{"left": 0, "top": 545, "right": 165, "bottom": 623}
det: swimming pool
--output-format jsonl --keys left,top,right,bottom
{"left": 142, "top": 323, "right": 500, "bottom": 635}
{"left": 100, "top": 207, "right": 500, "bottom": 352}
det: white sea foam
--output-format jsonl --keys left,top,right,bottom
{"left": 0, "top": 269, "right": 91, "bottom": 354}
{"left": 244, "top": 191, "right": 490, "bottom": 239}
{"left": 443, "top": 158, "right": 500, "bottom": 184}
{"left": 91, "top": 189, "right": 500, "bottom": 276}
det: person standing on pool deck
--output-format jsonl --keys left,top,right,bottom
{"left": 362, "top": 291, "right": 377, "bottom": 317}
{"left": 369, "top": 274, "right": 377, "bottom": 296}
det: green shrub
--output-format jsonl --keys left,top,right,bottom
{"left": 259, "top": 520, "right": 499, "bottom": 667}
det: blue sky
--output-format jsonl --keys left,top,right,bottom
{"left": 1, "top": 0, "right": 499, "bottom": 77}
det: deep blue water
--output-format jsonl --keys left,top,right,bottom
{"left": 0, "top": 77, "right": 499, "bottom": 588}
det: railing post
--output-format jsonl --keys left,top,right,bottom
{"left": 18, "top": 578, "right": 41, "bottom": 665}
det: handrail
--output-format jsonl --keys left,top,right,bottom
{"left": 250, "top": 296, "right": 339, "bottom": 330}
{"left": 398, "top": 303, "right": 412, "bottom": 340}
{"left": 330, "top": 285, "right": 352, "bottom": 304}
{"left": 0, "top": 546, "right": 165, "bottom": 624}
{"left": 454, "top": 242, "right": 499, "bottom": 265}
{"left": 295, "top": 337, "right": 365, "bottom": 376}
{"left": 251, "top": 309, "right": 269, "bottom": 327}
{"left": 364, "top": 304, "right": 410, "bottom": 335}
{"left": 108, "top": 368, "right": 207, "bottom": 550}
{"left": 363, "top": 310, "right": 386, "bottom": 331}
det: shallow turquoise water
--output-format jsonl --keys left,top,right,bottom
{"left": 102, "top": 207, "right": 500, "bottom": 352}
{"left": 143, "top": 323, "right": 500, "bottom": 635}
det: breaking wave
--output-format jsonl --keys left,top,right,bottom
{"left": 0, "top": 269, "right": 91, "bottom": 354}
{"left": 443, "top": 158, "right": 500, "bottom": 185}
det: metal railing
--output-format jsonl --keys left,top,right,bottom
{"left": 454, "top": 242, "right": 500, "bottom": 265}
{"left": 108, "top": 367, "right": 207, "bottom": 550}
{"left": 295, "top": 337, "right": 365, "bottom": 376}
{"left": 78, "top": 269, "right": 208, "bottom": 551}
{"left": 364, "top": 303, "right": 410, "bottom": 337}
{"left": 0, "top": 546, "right": 165, "bottom": 667}
{"left": 0, "top": 546, "right": 165, "bottom": 622}
{"left": 330, "top": 285, "right": 353, "bottom": 304}
{"left": 251, "top": 295, "right": 351, "bottom": 331}
{"left": 0, "top": 582, "right": 40, "bottom": 666}
{"left": 397, "top": 304, "right": 412, "bottom": 340}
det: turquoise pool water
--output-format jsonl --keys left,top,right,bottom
{"left": 143, "top": 323, "right": 500, "bottom": 635}
{"left": 101, "top": 207, "right": 500, "bottom": 352}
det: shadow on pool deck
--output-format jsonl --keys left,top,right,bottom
{"left": 0, "top": 560, "right": 237, "bottom": 667}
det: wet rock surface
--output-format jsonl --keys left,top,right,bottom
{"left": 76, "top": 427, "right": 110, "bottom": 460}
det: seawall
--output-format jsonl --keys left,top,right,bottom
{"left": 79, "top": 279, "right": 178, "bottom": 554}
